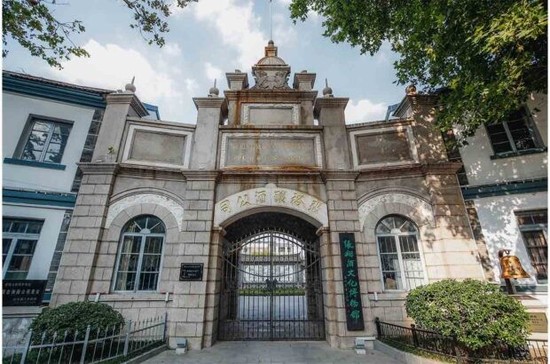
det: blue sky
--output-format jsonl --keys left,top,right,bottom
{"left": 3, "top": 0, "right": 405, "bottom": 124}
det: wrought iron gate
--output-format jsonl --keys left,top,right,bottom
{"left": 218, "top": 229, "right": 325, "bottom": 340}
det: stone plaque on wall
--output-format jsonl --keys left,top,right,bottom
{"left": 130, "top": 130, "right": 186, "bottom": 165}
{"left": 528, "top": 312, "right": 548, "bottom": 333}
{"left": 356, "top": 130, "right": 412, "bottom": 165}
{"left": 242, "top": 104, "right": 300, "bottom": 125}
{"left": 221, "top": 133, "right": 321, "bottom": 168}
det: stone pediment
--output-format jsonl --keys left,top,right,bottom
{"left": 251, "top": 69, "right": 291, "bottom": 90}
{"left": 251, "top": 41, "right": 292, "bottom": 90}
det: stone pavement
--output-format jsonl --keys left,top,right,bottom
{"left": 141, "top": 341, "right": 403, "bottom": 364}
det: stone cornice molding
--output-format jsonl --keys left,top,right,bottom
{"left": 223, "top": 90, "right": 318, "bottom": 102}
{"left": 346, "top": 118, "right": 413, "bottom": 130}
{"left": 314, "top": 97, "right": 349, "bottom": 111}
{"left": 78, "top": 162, "right": 119, "bottom": 175}
{"left": 394, "top": 94, "right": 439, "bottom": 117}
{"left": 321, "top": 170, "right": 359, "bottom": 181}
{"left": 220, "top": 169, "right": 323, "bottom": 177}
{"left": 182, "top": 170, "right": 221, "bottom": 181}
{"left": 117, "top": 163, "right": 185, "bottom": 179}
{"left": 354, "top": 161, "right": 463, "bottom": 180}
{"left": 293, "top": 73, "right": 317, "bottom": 91}
{"left": 193, "top": 97, "right": 228, "bottom": 112}
{"left": 219, "top": 125, "right": 323, "bottom": 131}
{"left": 421, "top": 161, "right": 463, "bottom": 174}
{"left": 106, "top": 92, "right": 148, "bottom": 117}
{"left": 226, "top": 72, "right": 249, "bottom": 90}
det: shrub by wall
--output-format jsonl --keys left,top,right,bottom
{"left": 405, "top": 279, "right": 529, "bottom": 352}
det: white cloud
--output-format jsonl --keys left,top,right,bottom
{"left": 345, "top": 99, "right": 388, "bottom": 123}
{"left": 185, "top": 78, "right": 199, "bottom": 94}
{"left": 162, "top": 42, "right": 182, "bottom": 57}
{"left": 193, "top": 0, "right": 267, "bottom": 69}
{"left": 48, "top": 39, "right": 186, "bottom": 121}
{"left": 205, "top": 62, "right": 223, "bottom": 81}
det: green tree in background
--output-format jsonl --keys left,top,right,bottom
{"left": 2, "top": 0, "right": 195, "bottom": 68}
{"left": 290, "top": 0, "right": 547, "bottom": 138}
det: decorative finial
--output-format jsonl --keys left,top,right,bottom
{"left": 323, "top": 78, "right": 333, "bottom": 97}
{"left": 209, "top": 78, "right": 219, "bottom": 97}
{"left": 125, "top": 76, "right": 136, "bottom": 93}
{"left": 406, "top": 84, "right": 417, "bottom": 95}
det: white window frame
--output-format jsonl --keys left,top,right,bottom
{"left": 375, "top": 215, "right": 428, "bottom": 291}
{"left": 112, "top": 216, "right": 165, "bottom": 293}
{"left": 2, "top": 219, "right": 43, "bottom": 280}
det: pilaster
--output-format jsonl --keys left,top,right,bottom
{"left": 50, "top": 163, "right": 119, "bottom": 306}
{"left": 323, "top": 171, "right": 374, "bottom": 348}
{"left": 190, "top": 98, "right": 227, "bottom": 170}
{"left": 315, "top": 97, "right": 352, "bottom": 169}
{"left": 92, "top": 91, "right": 147, "bottom": 163}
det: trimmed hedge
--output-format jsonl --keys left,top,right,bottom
{"left": 30, "top": 301, "right": 125, "bottom": 335}
{"left": 405, "top": 279, "right": 529, "bottom": 352}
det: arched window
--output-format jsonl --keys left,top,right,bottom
{"left": 376, "top": 215, "right": 426, "bottom": 291}
{"left": 113, "top": 215, "right": 165, "bottom": 292}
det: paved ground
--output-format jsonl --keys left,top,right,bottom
{"left": 142, "top": 341, "right": 403, "bottom": 364}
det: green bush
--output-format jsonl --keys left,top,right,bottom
{"left": 405, "top": 279, "right": 529, "bottom": 352}
{"left": 30, "top": 301, "right": 125, "bottom": 335}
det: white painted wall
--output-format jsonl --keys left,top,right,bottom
{"left": 2, "top": 92, "right": 96, "bottom": 192}
{"left": 459, "top": 94, "right": 548, "bottom": 186}
{"left": 472, "top": 191, "right": 547, "bottom": 286}
{"left": 3, "top": 204, "right": 66, "bottom": 281}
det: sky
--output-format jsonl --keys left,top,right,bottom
{"left": 3, "top": 0, "right": 406, "bottom": 124}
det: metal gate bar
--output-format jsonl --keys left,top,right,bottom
{"left": 219, "top": 228, "right": 325, "bottom": 341}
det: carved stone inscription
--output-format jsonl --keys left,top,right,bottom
{"left": 225, "top": 136, "right": 317, "bottom": 167}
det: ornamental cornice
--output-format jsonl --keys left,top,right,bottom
{"left": 223, "top": 90, "right": 318, "bottom": 101}
{"left": 193, "top": 97, "right": 228, "bottom": 111}
{"left": 78, "top": 162, "right": 119, "bottom": 175}
{"left": 314, "top": 97, "right": 349, "bottom": 112}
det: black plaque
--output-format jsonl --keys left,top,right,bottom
{"left": 179, "top": 263, "right": 204, "bottom": 281}
{"left": 339, "top": 233, "right": 365, "bottom": 331}
{"left": 3, "top": 280, "right": 46, "bottom": 306}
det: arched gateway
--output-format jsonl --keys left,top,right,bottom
{"left": 51, "top": 39, "right": 485, "bottom": 351}
{"left": 218, "top": 212, "right": 325, "bottom": 340}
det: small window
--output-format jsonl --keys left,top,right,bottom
{"left": 2, "top": 218, "right": 43, "bottom": 279}
{"left": 19, "top": 117, "right": 72, "bottom": 164}
{"left": 486, "top": 108, "right": 543, "bottom": 156}
{"left": 516, "top": 210, "right": 547, "bottom": 283}
{"left": 376, "top": 215, "right": 426, "bottom": 290}
{"left": 113, "top": 215, "right": 165, "bottom": 292}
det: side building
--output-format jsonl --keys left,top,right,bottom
{"left": 458, "top": 94, "right": 548, "bottom": 338}
{"left": 2, "top": 71, "right": 151, "bottom": 338}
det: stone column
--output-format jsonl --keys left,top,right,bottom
{"left": 190, "top": 98, "right": 227, "bottom": 170}
{"left": 52, "top": 85, "right": 146, "bottom": 306}
{"left": 323, "top": 172, "right": 373, "bottom": 348}
{"left": 225, "top": 72, "right": 248, "bottom": 125}
{"left": 92, "top": 90, "right": 147, "bottom": 163}
{"left": 424, "top": 166, "right": 485, "bottom": 280}
{"left": 51, "top": 163, "right": 118, "bottom": 306}
{"left": 314, "top": 97, "right": 351, "bottom": 169}
{"left": 173, "top": 171, "right": 218, "bottom": 350}
{"left": 202, "top": 227, "right": 225, "bottom": 347}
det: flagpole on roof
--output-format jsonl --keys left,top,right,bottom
{"left": 269, "top": 0, "right": 273, "bottom": 42}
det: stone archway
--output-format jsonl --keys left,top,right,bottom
{"left": 217, "top": 212, "right": 325, "bottom": 341}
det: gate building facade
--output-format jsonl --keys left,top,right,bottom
{"left": 51, "top": 41, "right": 485, "bottom": 350}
